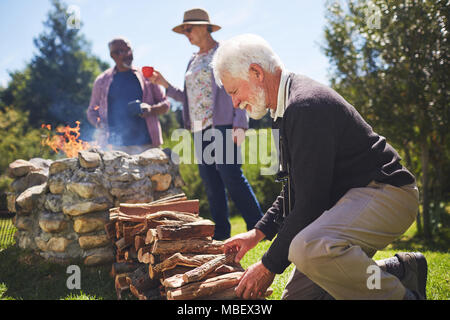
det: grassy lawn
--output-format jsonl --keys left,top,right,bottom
{"left": 0, "top": 215, "right": 448, "bottom": 300}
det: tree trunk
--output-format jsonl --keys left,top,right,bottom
{"left": 421, "top": 140, "right": 432, "bottom": 239}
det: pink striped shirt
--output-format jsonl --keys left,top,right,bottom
{"left": 87, "top": 66, "right": 170, "bottom": 147}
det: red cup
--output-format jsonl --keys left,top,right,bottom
{"left": 142, "top": 66, "right": 154, "bottom": 78}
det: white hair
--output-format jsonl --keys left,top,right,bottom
{"left": 211, "top": 34, "right": 284, "bottom": 86}
{"left": 108, "top": 37, "right": 132, "bottom": 51}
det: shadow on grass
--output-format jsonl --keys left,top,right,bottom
{"left": 0, "top": 246, "right": 117, "bottom": 300}
{"left": 387, "top": 228, "right": 450, "bottom": 253}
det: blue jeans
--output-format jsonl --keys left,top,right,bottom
{"left": 194, "top": 125, "right": 263, "bottom": 240}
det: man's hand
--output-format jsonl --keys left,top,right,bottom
{"left": 139, "top": 103, "right": 152, "bottom": 117}
{"left": 223, "top": 229, "right": 265, "bottom": 263}
{"left": 232, "top": 127, "right": 246, "bottom": 146}
{"left": 235, "top": 261, "right": 275, "bottom": 299}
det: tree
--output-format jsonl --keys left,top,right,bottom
{"left": 323, "top": 0, "right": 449, "bottom": 238}
{"left": 1, "top": 0, "right": 109, "bottom": 140}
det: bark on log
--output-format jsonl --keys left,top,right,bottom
{"left": 124, "top": 247, "right": 137, "bottom": 261}
{"left": 119, "top": 200, "right": 199, "bottom": 216}
{"left": 182, "top": 252, "right": 236, "bottom": 284}
{"left": 115, "top": 274, "right": 129, "bottom": 300}
{"left": 196, "top": 286, "right": 273, "bottom": 300}
{"left": 115, "top": 237, "right": 130, "bottom": 251}
{"left": 115, "top": 221, "right": 123, "bottom": 238}
{"left": 145, "top": 211, "right": 200, "bottom": 223}
{"left": 135, "top": 235, "right": 145, "bottom": 251}
{"left": 162, "top": 264, "right": 243, "bottom": 289}
{"left": 111, "top": 262, "right": 140, "bottom": 276}
{"left": 139, "top": 287, "right": 163, "bottom": 300}
{"left": 105, "top": 222, "right": 116, "bottom": 240}
{"left": 126, "top": 264, "right": 160, "bottom": 292}
{"left": 149, "top": 253, "right": 220, "bottom": 279}
{"left": 156, "top": 220, "right": 215, "bottom": 240}
{"left": 152, "top": 239, "right": 224, "bottom": 255}
{"left": 149, "top": 193, "right": 187, "bottom": 205}
{"left": 215, "top": 263, "right": 245, "bottom": 274}
{"left": 166, "top": 272, "right": 244, "bottom": 300}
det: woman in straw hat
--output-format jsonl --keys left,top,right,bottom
{"left": 150, "top": 8, "right": 263, "bottom": 240}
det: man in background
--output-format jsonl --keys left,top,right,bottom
{"left": 87, "top": 37, "right": 170, "bottom": 154}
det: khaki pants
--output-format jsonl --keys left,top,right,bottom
{"left": 283, "top": 181, "right": 419, "bottom": 300}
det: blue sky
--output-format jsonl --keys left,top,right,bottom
{"left": 0, "top": 0, "right": 331, "bottom": 90}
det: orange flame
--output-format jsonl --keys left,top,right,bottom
{"left": 41, "top": 121, "right": 96, "bottom": 158}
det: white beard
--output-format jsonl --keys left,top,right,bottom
{"left": 239, "top": 85, "right": 268, "bottom": 120}
{"left": 122, "top": 62, "right": 132, "bottom": 69}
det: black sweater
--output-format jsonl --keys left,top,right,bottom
{"left": 255, "top": 74, "right": 415, "bottom": 274}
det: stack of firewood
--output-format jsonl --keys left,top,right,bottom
{"left": 106, "top": 193, "right": 271, "bottom": 300}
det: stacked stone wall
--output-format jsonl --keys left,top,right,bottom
{"left": 6, "top": 148, "right": 184, "bottom": 265}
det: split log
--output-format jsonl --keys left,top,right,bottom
{"left": 130, "top": 284, "right": 162, "bottom": 300}
{"left": 182, "top": 252, "right": 236, "bottom": 284}
{"left": 116, "top": 252, "right": 125, "bottom": 263}
{"left": 109, "top": 207, "right": 120, "bottom": 220}
{"left": 115, "top": 237, "right": 130, "bottom": 251}
{"left": 111, "top": 262, "right": 141, "bottom": 277}
{"left": 149, "top": 193, "right": 187, "bottom": 205}
{"left": 124, "top": 247, "right": 137, "bottom": 261}
{"left": 111, "top": 211, "right": 200, "bottom": 224}
{"left": 145, "top": 229, "right": 158, "bottom": 245}
{"left": 162, "top": 264, "right": 243, "bottom": 289}
{"left": 115, "top": 274, "right": 130, "bottom": 300}
{"left": 149, "top": 254, "right": 163, "bottom": 265}
{"left": 115, "top": 221, "right": 123, "bottom": 238}
{"left": 145, "top": 211, "right": 200, "bottom": 223}
{"left": 162, "top": 266, "right": 195, "bottom": 280}
{"left": 137, "top": 246, "right": 153, "bottom": 263}
{"left": 215, "top": 263, "right": 245, "bottom": 274}
{"left": 126, "top": 264, "right": 160, "bottom": 292}
{"left": 119, "top": 200, "right": 199, "bottom": 216}
{"left": 156, "top": 220, "right": 215, "bottom": 240}
{"left": 138, "top": 287, "right": 163, "bottom": 300}
{"left": 104, "top": 222, "right": 116, "bottom": 239}
{"left": 166, "top": 272, "right": 244, "bottom": 300}
{"left": 197, "top": 286, "right": 273, "bottom": 300}
{"left": 123, "top": 223, "right": 147, "bottom": 243}
{"left": 152, "top": 239, "right": 224, "bottom": 255}
{"left": 135, "top": 235, "right": 145, "bottom": 251}
{"left": 150, "top": 219, "right": 186, "bottom": 227}
{"left": 149, "top": 253, "right": 220, "bottom": 279}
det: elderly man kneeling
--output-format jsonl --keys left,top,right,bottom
{"left": 211, "top": 34, "right": 427, "bottom": 300}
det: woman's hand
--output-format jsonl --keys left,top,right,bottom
{"left": 149, "top": 69, "right": 170, "bottom": 89}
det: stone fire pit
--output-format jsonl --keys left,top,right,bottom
{"left": 6, "top": 148, "right": 184, "bottom": 266}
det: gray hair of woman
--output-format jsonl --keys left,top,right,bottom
{"left": 211, "top": 33, "right": 284, "bottom": 87}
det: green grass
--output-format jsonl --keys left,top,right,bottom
{"left": 0, "top": 245, "right": 116, "bottom": 300}
{"left": 0, "top": 216, "right": 448, "bottom": 300}
{"left": 0, "top": 218, "right": 16, "bottom": 250}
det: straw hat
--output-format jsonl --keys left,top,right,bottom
{"left": 172, "top": 8, "right": 221, "bottom": 34}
